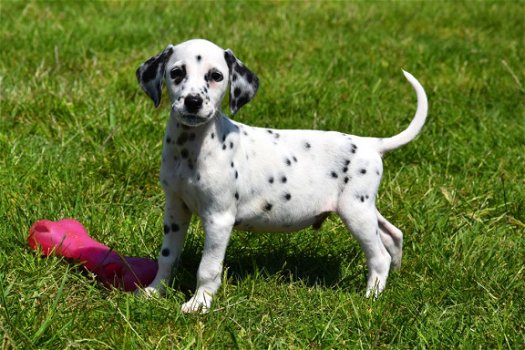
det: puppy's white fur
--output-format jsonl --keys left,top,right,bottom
{"left": 136, "top": 39, "right": 428, "bottom": 313}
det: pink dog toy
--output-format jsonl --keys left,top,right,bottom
{"left": 28, "top": 219, "right": 157, "bottom": 291}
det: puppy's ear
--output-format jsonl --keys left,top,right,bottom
{"left": 136, "top": 45, "right": 174, "bottom": 107}
{"left": 224, "top": 49, "right": 259, "bottom": 115}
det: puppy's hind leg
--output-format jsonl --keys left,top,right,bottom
{"left": 337, "top": 198, "right": 391, "bottom": 298}
{"left": 376, "top": 210, "right": 403, "bottom": 269}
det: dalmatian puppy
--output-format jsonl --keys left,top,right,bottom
{"left": 136, "top": 39, "right": 428, "bottom": 313}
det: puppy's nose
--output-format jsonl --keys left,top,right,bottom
{"left": 184, "top": 94, "right": 203, "bottom": 113}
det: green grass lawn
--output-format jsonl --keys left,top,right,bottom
{"left": 1, "top": 1, "right": 524, "bottom": 349}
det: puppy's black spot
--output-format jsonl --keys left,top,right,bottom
{"left": 171, "top": 223, "right": 179, "bottom": 232}
{"left": 211, "top": 133, "right": 215, "bottom": 139}
{"left": 222, "top": 144, "right": 227, "bottom": 150}
{"left": 342, "top": 167, "right": 348, "bottom": 173}
{"left": 281, "top": 176, "right": 287, "bottom": 183}
{"left": 267, "top": 129, "right": 273, "bottom": 134}
{"left": 231, "top": 162, "right": 234, "bottom": 168}
{"left": 222, "top": 134, "right": 227, "bottom": 142}
{"left": 163, "top": 225, "right": 170, "bottom": 234}
{"left": 141, "top": 58, "right": 157, "bottom": 82}
{"left": 331, "top": 172, "right": 338, "bottom": 178}
{"left": 235, "top": 171, "right": 238, "bottom": 179}
{"left": 360, "top": 196, "right": 365, "bottom": 202}
{"left": 360, "top": 169, "right": 367, "bottom": 174}
{"left": 292, "top": 156, "right": 297, "bottom": 162}
{"left": 234, "top": 87, "right": 241, "bottom": 98}
{"left": 269, "top": 177, "right": 274, "bottom": 184}
{"left": 161, "top": 248, "right": 170, "bottom": 257}
{"left": 305, "top": 142, "right": 311, "bottom": 150}
{"left": 230, "top": 142, "right": 234, "bottom": 149}
{"left": 344, "top": 177, "right": 349, "bottom": 184}
{"left": 196, "top": 55, "right": 202, "bottom": 62}
{"left": 235, "top": 192, "right": 239, "bottom": 200}
{"left": 345, "top": 159, "right": 351, "bottom": 165}
{"left": 177, "top": 133, "right": 188, "bottom": 145}
{"left": 284, "top": 193, "right": 291, "bottom": 201}
{"left": 264, "top": 202, "right": 273, "bottom": 211}
{"left": 285, "top": 158, "right": 291, "bottom": 166}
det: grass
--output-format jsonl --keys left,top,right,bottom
{"left": 1, "top": 1, "right": 524, "bottom": 348}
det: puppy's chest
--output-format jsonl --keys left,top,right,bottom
{"left": 159, "top": 128, "right": 239, "bottom": 194}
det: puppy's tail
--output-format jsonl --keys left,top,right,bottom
{"left": 377, "top": 70, "right": 428, "bottom": 155}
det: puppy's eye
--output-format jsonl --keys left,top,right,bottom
{"left": 170, "top": 66, "right": 186, "bottom": 84}
{"left": 210, "top": 70, "right": 223, "bottom": 82}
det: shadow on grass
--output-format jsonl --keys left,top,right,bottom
{"left": 173, "top": 243, "right": 363, "bottom": 297}
{"left": 28, "top": 235, "right": 364, "bottom": 298}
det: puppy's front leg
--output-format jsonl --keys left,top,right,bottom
{"left": 144, "top": 191, "right": 191, "bottom": 296}
{"left": 181, "top": 213, "right": 234, "bottom": 314}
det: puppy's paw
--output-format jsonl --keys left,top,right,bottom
{"left": 365, "top": 286, "right": 380, "bottom": 299}
{"left": 365, "top": 276, "right": 386, "bottom": 299}
{"left": 181, "top": 290, "right": 213, "bottom": 314}
{"left": 136, "top": 285, "right": 162, "bottom": 298}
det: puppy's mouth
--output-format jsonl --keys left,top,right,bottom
{"left": 176, "top": 112, "right": 213, "bottom": 127}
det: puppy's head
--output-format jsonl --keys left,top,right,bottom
{"left": 136, "top": 39, "right": 259, "bottom": 127}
